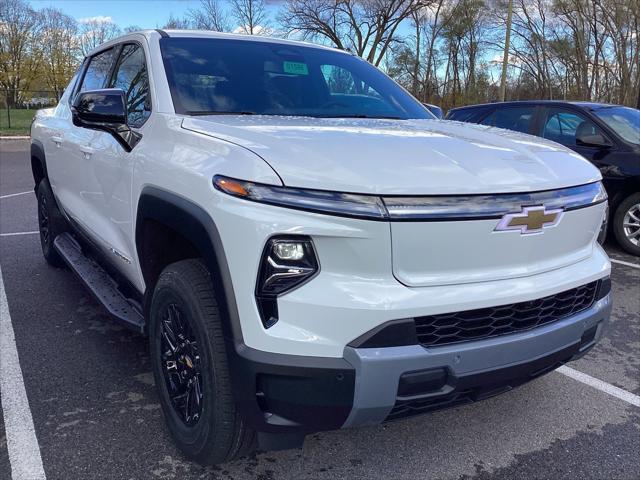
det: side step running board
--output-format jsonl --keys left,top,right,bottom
{"left": 54, "top": 233, "right": 145, "bottom": 333}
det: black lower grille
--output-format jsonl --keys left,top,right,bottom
{"left": 386, "top": 342, "right": 579, "bottom": 422}
{"left": 415, "top": 281, "right": 598, "bottom": 347}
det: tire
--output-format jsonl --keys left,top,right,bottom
{"left": 612, "top": 193, "right": 640, "bottom": 256}
{"left": 149, "top": 259, "right": 256, "bottom": 464}
{"left": 36, "top": 178, "right": 67, "bottom": 267}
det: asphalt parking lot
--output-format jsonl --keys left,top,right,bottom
{"left": 0, "top": 139, "right": 639, "bottom": 480}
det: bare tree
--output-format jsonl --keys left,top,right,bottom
{"left": 280, "top": 0, "right": 432, "bottom": 66}
{"left": 421, "top": 0, "right": 450, "bottom": 101}
{"left": 0, "top": 0, "right": 41, "bottom": 108}
{"left": 189, "top": 0, "right": 229, "bottom": 31}
{"left": 230, "top": 0, "right": 271, "bottom": 35}
{"left": 162, "top": 14, "right": 192, "bottom": 30}
{"left": 439, "top": 0, "right": 487, "bottom": 108}
{"left": 498, "top": 0, "right": 512, "bottom": 101}
{"left": 78, "top": 17, "right": 121, "bottom": 56}
{"left": 39, "top": 7, "right": 79, "bottom": 101}
{"left": 597, "top": 0, "right": 639, "bottom": 106}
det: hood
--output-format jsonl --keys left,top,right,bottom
{"left": 182, "top": 116, "right": 601, "bottom": 195}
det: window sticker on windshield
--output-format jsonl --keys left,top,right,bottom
{"left": 283, "top": 61, "right": 309, "bottom": 75}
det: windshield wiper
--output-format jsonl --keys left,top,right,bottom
{"left": 186, "top": 110, "right": 257, "bottom": 116}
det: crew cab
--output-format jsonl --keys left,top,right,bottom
{"left": 447, "top": 101, "right": 640, "bottom": 255}
{"left": 31, "top": 30, "right": 612, "bottom": 464}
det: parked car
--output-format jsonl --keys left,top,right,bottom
{"left": 31, "top": 31, "right": 612, "bottom": 465}
{"left": 423, "top": 102, "right": 444, "bottom": 119}
{"left": 447, "top": 101, "right": 640, "bottom": 255}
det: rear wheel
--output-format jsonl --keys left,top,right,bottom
{"left": 36, "top": 179, "right": 66, "bottom": 267}
{"left": 149, "top": 259, "right": 255, "bottom": 464}
{"left": 613, "top": 193, "right": 640, "bottom": 256}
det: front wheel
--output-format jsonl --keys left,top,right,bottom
{"left": 612, "top": 193, "right": 640, "bottom": 256}
{"left": 149, "top": 259, "right": 255, "bottom": 464}
{"left": 36, "top": 179, "right": 66, "bottom": 267}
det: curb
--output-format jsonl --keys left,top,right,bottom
{"left": 0, "top": 136, "right": 29, "bottom": 140}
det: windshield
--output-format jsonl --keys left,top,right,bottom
{"left": 592, "top": 106, "right": 640, "bottom": 145}
{"left": 160, "top": 37, "right": 432, "bottom": 120}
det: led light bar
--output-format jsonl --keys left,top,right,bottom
{"left": 214, "top": 176, "right": 607, "bottom": 221}
{"left": 214, "top": 176, "right": 388, "bottom": 219}
{"left": 383, "top": 182, "right": 607, "bottom": 220}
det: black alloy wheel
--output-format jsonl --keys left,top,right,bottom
{"left": 160, "top": 302, "right": 204, "bottom": 426}
{"left": 38, "top": 191, "right": 50, "bottom": 244}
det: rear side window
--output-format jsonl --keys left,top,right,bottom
{"left": 542, "top": 109, "right": 605, "bottom": 147}
{"left": 109, "top": 44, "right": 152, "bottom": 127}
{"left": 481, "top": 106, "right": 535, "bottom": 134}
{"left": 446, "top": 109, "right": 478, "bottom": 122}
{"left": 79, "top": 48, "right": 116, "bottom": 93}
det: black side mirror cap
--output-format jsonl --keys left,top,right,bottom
{"left": 576, "top": 133, "right": 612, "bottom": 148}
{"left": 71, "top": 89, "right": 141, "bottom": 151}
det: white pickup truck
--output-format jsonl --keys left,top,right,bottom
{"left": 31, "top": 30, "right": 612, "bottom": 464}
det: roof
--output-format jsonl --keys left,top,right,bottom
{"left": 87, "top": 29, "right": 346, "bottom": 57}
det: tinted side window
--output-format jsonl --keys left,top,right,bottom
{"left": 542, "top": 109, "right": 604, "bottom": 147}
{"left": 109, "top": 44, "right": 151, "bottom": 127}
{"left": 481, "top": 106, "right": 535, "bottom": 134}
{"left": 446, "top": 109, "right": 478, "bottom": 122}
{"left": 79, "top": 48, "right": 116, "bottom": 93}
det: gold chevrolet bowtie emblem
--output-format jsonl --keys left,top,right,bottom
{"left": 495, "top": 206, "right": 564, "bottom": 234}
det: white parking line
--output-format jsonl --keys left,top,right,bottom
{"left": 0, "top": 265, "right": 47, "bottom": 480}
{"left": 0, "top": 191, "right": 32, "bottom": 200}
{"left": 610, "top": 258, "right": 640, "bottom": 269}
{"left": 557, "top": 365, "right": 640, "bottom": 408}
{"left": 0, "top": 232, "right": 39, "bottom": 238}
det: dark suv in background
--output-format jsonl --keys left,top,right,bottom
{"left": 447, "top": 101, "right": 640, "bottom": 255}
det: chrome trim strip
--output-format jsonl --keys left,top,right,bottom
{"left": 383, "top": 182, "right": 607, "bottom": 220}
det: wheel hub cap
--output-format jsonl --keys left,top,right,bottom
{"left": 623, "top": 203, "right": 640, "bottom": 246}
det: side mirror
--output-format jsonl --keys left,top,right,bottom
{"left": 72, "top": 89, "right": 141, "bottom": 152}
{"left": 576, "top": 133, "right": 611, "bottom": 149}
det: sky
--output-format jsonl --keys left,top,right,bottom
{"left": 27, "top": 0, "right": 280, "bottom": 30}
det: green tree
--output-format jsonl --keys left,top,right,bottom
{"left": 0, "top": 0, "right": 41, "bottom": 108}
{"left": 39, "top": 7, "right": 80, "bottom": 101}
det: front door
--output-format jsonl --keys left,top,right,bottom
{"left": 82, "top": 42, "right": 152, "bottom": 285}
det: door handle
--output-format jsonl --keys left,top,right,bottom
{"left": 51, "top": 136, "right": 63, "bottom": 147}
{"left": 79, "top": 146, "right": 94, "bottom": 159}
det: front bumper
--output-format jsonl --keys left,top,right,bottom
{"left": 231, "top": 291, "right": 611, "bottom": 433}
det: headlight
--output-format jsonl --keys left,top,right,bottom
{"left": 255, "top": 236, "right": 319, "bottom": 328}
{"left": 213, "top": 176, "right": 387, "bottom": 220}
{"left": 597, "top": 201, "right": 609, "bottom": 245}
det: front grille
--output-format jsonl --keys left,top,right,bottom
{"left": 415, "top": 281, "right": 598, "bottom": 347}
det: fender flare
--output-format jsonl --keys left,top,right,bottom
{"left": 135, "top": 186, "right": 244, "bottom": 343}
{"left": 30, "top": 139, "right": 47, "bottom": 188}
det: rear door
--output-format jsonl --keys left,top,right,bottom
{"left": 478, "top": 105, "right": 539, "bottom": 135}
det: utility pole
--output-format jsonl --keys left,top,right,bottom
{"left": 499, "top": 0, "right": 513, "bottom": 102}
